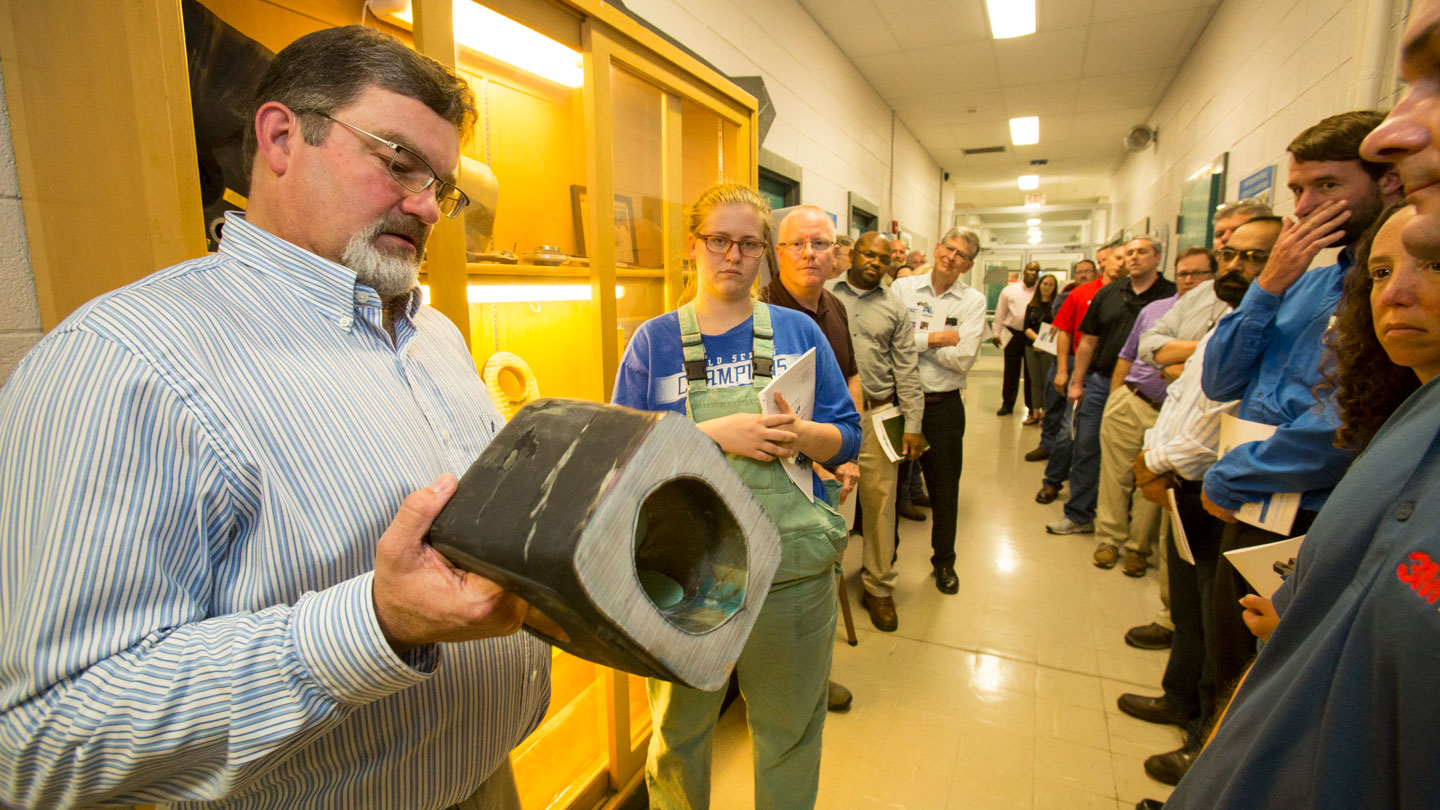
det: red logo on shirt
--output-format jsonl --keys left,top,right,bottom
{"left": 1397, "top": 551, "right": 1440, "bottom": 603}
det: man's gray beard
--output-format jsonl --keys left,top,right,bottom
{"left": 340, "top": 217, "right": 425, "bottom": 298}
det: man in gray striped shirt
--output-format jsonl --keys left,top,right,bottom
{"left": 0, "top": 26, "right": 547, "bottom": 810}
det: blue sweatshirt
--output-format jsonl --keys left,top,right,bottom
{"left": 612, "top": 306, "right": 861, "bottom": 499}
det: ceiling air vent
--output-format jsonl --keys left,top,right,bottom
{"left": 962, "top": 145, "right": 1007, "bottom": 155}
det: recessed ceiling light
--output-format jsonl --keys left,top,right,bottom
{"left": 1009, "top": 116, "right": 1039, "bottom": 146}
{"left": 986, "top": 0, "right": 1036, "bottom": 39}
{"left": 1028, "top": 234, "right": 1042, "bottom": 243}
{"left": 1018, "top": 175, "right": 1040, "bottom": 190}
{"left": 1026, "top": 218, "right": 1041, "bottom": 226}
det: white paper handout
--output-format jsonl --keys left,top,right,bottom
{"left": 1217, "top": 414, "right": 1301, "bottom": 535}
{"left": 757, "top": 347, "right": 817, "bottom": 501}
{"left": 871, "top": 405, "right": 905, "bottom": 463}
{"left": 1033, "top": 323, "right": 1059, "bottom": 355}
{"left": 1166, "top": 489, "right": 1196, "bottom": 565}
{"left": 997, "top": 324, "right": 1013, "bottom": 350}
{"left": 1223, "top": 535, "right": 1305, "bottom": 599}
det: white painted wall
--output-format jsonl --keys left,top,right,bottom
{"left": 1108, "top": 0, "right": 1406, "bottom": 249}
{"left": 622, "top": 0, "right": 944, "bottom": 249}
{"left": 0, "top": 68, "right": 42, "bottom": 385}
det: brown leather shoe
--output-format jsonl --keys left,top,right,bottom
{"left": 860, "top": 591, "right": 898, "bottom": 631}
{"left": 1035, "top": 484, "right": 1059, "bottom": 504}
{"left": 1124, "top": 622, "right": 1174, "bottom": 650}
{"left": 1024, "top": 447, "right": 1050, "bottom": 462}
{"left": 1144, "top": 746, "right": 1198, "bottom": 785}
{"left": 1093, "top": 543, "right": 1119, "bottom": 568}
{"left": 826, "top": 680, "right": 853, "bottom": 712}
{"left": 897, "top": 504, "right": 926, "bottom": 521}
{"left": 1122, "top": 550, "right": 1149, "bottom": 577}
{"left": 1117, "top": 693, "right": 1189, "bottom": 727}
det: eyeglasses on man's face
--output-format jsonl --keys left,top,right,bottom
{"left": 1176, "top": 268, "right": 1217, "bottom": 279}
{"left": 697, "top": 233, "right": 769, "bottom": 258}
{"left": 1217, "top": 247, "right": 1270, "bottom": 266}
{"left": 318, "top": 112, "right": 470, "bottom": 218}
{"left": 777, "top": 238, "right": 835, "bottom": 255}
{"left": 937, "top": 242, "right": 978, "bottom": 263}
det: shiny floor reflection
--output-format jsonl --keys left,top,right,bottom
{"left": 709, "top": 353, "right": 1179, "bottom": 809}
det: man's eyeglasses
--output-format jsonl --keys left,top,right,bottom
{"left": 937, "top": 243, "right": 978, "bottom": 262}
{"left": 697, "top": 233, "right": 768, "bottom": 258}
{"left": 777, "top": 239, "right": 835, "bottom": 254}
{"left": 1176, "top": 269, "right": 1217, "bottom": 279}
{"left": 317, "top": 112, "right": 470, "bottom": 218}
{"left": 1218, "top": 247, "right": 1270, "bottom": 266}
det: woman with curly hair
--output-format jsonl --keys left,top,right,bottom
{"left": 1327, "top": 200, "right": 1426, "bottom": 449}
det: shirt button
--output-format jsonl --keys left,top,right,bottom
{"left": 1397, "top": 501, "right": 1415, "bottom": 521}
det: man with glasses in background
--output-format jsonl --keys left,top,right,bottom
{"left": 0, "top": 26, "right": 547, "bottom": 810}
{"left": 892, "top": 229, "right": 988, "bottom": 595}
{"left": 763, "top": 205, "right": 862, "bottom": 711}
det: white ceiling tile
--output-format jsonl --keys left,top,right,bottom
{"left": 796, "top": 0, "right": 902, "bottom": 57}
{"left": 1090, "top": 0, "right": 1214, "bottom": 24}
{"left": 850, "top": 51, "right": 921, "bottom": 99}
{"left": 891, "top": 0, "right": 993, "bottom": 49}
{"left": 906, "top": 42, "right": 1002, "bottom": 94}
{"left": 1002, "top": 79, "right": 1081, "bottom": 119}
{"left": 950, "top": 120, "right": 1011, "bottom": 151}
{"left": 994, "top": 29, "right": 1089, "bottom": 86}
{"left": 1082, "top": 8, "right": 1200, "bottom": 75}
{"left": 1074, "top": 70, "right": 1171, "bottom": 111}
{"left": 1037, "top": 0, "right": 1096, "bottom": 31}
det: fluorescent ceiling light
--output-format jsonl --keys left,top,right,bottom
{"left": 1009, "top": 116, "right": 1039, "bottom": 146}
{"left": 1027, "top": 228, "right": 1042, "bottom": 237}
{"left": 986, "top": 0, "right": 1036, "bottom": 39}
{"left": 1028, "top": 234, "right": 1042, "bottom": 243}
{"left": 420, "top": 284, "right": 625, "bottom": 304}
{"left": 1026, "top": 218, "right": 1041, "bottom": 226}
{"left": 1023, "top": 200, "right": 1042, "bottom": 209}
{"left": 1017, "top": 175, "right": 1039, "bottom": 190}
{"left": 396, "top": 2, "right": 584, "bottom": 87}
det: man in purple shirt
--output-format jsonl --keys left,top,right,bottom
{"left": 1093, "top": 248, "right": 1217, "bottom": 575}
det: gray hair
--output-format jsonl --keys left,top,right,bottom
{"left": 940, "top": 226, "right": 980, "bottom": 253}
{"left": 1127, "top": 234, "right": 1164, "bottom": 258}
{"left": 778, "top": 205, "right": 836, "bottom": 241}
{"left": 1215, "top": 200, "right": 1273, "bottom": 221}
{"left": 834, "top": 234, "right": 854, "bottom": 247}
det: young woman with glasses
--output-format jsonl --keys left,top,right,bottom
{"left": 610, "top": 182, "right": 860, "bottom": 810}
{"left": 1022, "top": 273, "right": 1060, "bottom": 424}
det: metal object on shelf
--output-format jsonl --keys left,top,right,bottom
{"left": 428, "top": 399, "right": 781, "bottom": 691}
{"left": 469, "top": 249, "right": 518, "bottom": 264}
{"left": 521, "top": 245, "right": 570, "bottom": 266}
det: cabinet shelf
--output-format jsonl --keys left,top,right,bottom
{"left": 464, "top": 262, "right": 664, "bottom": 279}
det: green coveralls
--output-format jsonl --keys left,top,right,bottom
{"left": 645, "top": 300, "right": 849, "bottom": 810}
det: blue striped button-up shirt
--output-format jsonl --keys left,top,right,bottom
{"left": 0, "top": 214, "right": 550, "bottom": 809}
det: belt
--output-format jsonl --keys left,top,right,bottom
{"left": 923, "top": 389, "right": 960, "bottom": 404}
{"left": 864, "top": 394, "right": 893, "bottom": 410}
{"left": 1124, "top": 381, "right": 1163, "bottom": 411}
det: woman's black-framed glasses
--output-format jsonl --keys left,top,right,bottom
{"left": 318, "top": 112, "right": 470, "bottom": 218}
{"left": 697, "top": 233, "right": 769, "bottom": 258}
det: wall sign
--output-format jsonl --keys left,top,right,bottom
{"left": 1238, "top": 165, "right": 1274, "bottom": 206}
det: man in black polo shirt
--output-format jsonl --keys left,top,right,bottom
{"left": 762, "top": 204, "right": 861, "bottom": 712}
{"left": 1048, "top": 235, "right": 1176, "bottom": 535}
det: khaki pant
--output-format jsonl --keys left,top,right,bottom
{"left": 1095, "top": 385, "right": 1162, "bottom": 556}
{"left": 857, "top": 406, "right": 900, "bottom": 597}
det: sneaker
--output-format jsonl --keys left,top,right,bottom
{"left": 1046, "top": 517, "right": 1094, "bottom": 535}
{"left": 1122, "top": 550, "right": 1149, "bottom": 577}
{"left": 1093, "top": 543, "right": 1119, "bottom": 568}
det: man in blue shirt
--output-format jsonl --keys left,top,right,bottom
{"left": 1200, "top": 110, "right": 1402, "bottom": 690}
{"left": 0, "top": 27, "right": 548, "bottom": 810}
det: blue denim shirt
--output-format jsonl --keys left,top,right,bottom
{"left": 1200, "top": 252, "right": 1356, "bottom": 512}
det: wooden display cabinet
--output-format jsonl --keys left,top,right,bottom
{"left": 0, "top": 0, "right": 757, "bottom": 808}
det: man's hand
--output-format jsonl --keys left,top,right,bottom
{"left": 1132, "top": 455, "right": 1173, "bottom": 509}
{"left": 1053, "top": 369, "right": 1069, "bottom": 394}
{"left": 373, "top": 474, "right": 530, "bottom": 654}
{"left": 929, "top": 331, "right": 960, "bottom": 348}
{"left": 1067, "top": 378, "right": 1084, "bottom": 403}
{"left": 1239, "top": 594, "right": 1279, "bottom": 642}
{"left": 990, "top": 336, "right": 1002, "bottom": 348}
{"left": 698, "top": 412, "right": 797, "bottom": 461}
{"left": 1202, "top": 489, "right": 1238, "bottom": 523}
{"left": 832, "top": 461, "right": 859, "bottom": 504}
{"left": 1161, "top": 363, "right": 1186, "bottom": 382}
{"left": 901, "top": 432, "right": 925, "bottom": 460}
{"left": 1257, "top": 200, "right": 1351, "bottom": 296}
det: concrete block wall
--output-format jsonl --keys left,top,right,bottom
{"left": 624, "top": 0, "right": 945, "bottom": 249}
{"left": 0, "top": 68, "right": 42, "bottom": 385}
{"left": 1108, "top": 0, "right": 1405, "bottom": 251}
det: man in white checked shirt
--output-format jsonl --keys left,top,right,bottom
{"left": 1116, "top": 217, "right": 1282, "bottom": 789}
{"left": 0, "top": 27, "right": 548, "bottom": 810}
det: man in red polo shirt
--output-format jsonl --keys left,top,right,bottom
{"left": 1035, "top": 245, "right": 1128, "bottom": 504}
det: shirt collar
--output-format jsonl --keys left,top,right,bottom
{"left": 917, "top": 272, "right": 969, "bottom": 298}
{"left": 767, "top": 276, "right": 833, "bottom": 316}
{"left": 217, "top": 212, "right": 421, "bottom": 331}
{"left": 830, "top": 277, "right": 886, "bottom": 299}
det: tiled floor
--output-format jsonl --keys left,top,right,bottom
{"left": 709, "top": 352, "right": 1180, "bottom": 809}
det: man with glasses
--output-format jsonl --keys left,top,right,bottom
{"left": 892, "top": 228, "right": 988, "bottom": 594}
{"left": 827, "top": 232, "right": 924, "bottom": 630}
{"left": 0, "top": 27, "right": 548, "bottom": 810}
{"left": 763, "top": 205, "right": 861, "bottom": 711}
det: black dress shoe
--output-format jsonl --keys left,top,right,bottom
{"left": 1125, "top": 622, "right": 1174, "bottom": 650}
{"left": 898, "top": 504, "right": 926, "bottom": 521}
{"left": 1135, "top": 801, "right": 1165, "bottom": 810}
{"left": 1117, "top": 693, "right": 1189, "bottom": 727}
{"left": 996, "top": 407, "right": 1014, "bottom": 416}
{"left": 1144, "top": 746, "right": 1198, "bottom": 785}
{"left": 934, "top": 565, "right": 959, "bottom": 594}
{"left": 1035, "top": 484, "right": 1059, "bottom": 504}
